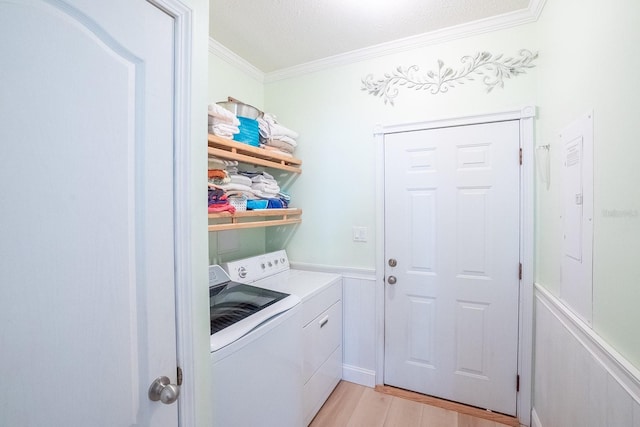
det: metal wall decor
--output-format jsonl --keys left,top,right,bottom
{"left": 361, "top": 49, "right": 538, "bottom": 105}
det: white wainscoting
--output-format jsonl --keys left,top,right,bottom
{"left": 533, "top": 284, "right": 640, "bottom": 427}
{"left": 291, "top": 263, "right": 378, "bottom": 388}
{"left": 341, "top": 273, "right": 377, "bottom": 387}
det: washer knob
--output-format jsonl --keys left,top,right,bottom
{"left": 238, "top": 266, "right": 247, "bottom": 279}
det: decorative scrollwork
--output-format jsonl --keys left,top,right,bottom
{"left": 361, "top": 49, "right": 538, "bottom": 105}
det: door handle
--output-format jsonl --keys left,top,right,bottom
{"left": 319, "top": 315, "right": 329, "bottom": 328}
{"left": 387, "top": 275, "right": 397, "bottom": 285}
{"left": 148, "top": 376, "right": 180, "bottom": 404}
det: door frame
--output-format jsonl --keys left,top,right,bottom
{"left": 374, "top": 106, "right": 535, "bottom": 425}
{"left": 147, "top": 1, "right": 196, "bottom": 425}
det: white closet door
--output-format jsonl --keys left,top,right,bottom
{"left": 0, "top": 1, "right": 179, "bottom": 425}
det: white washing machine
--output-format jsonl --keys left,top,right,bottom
{"left": 224, "top": 251, "right": 343, "bottom": 425}
{"left": 209, "top": 265, "right": 303, "bottom": 427}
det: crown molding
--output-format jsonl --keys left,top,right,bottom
{"left": 264, "top": 0, "right": 547, "bottom": 83}
{"left": 208, "top": 37, "right": 265, "bottom": 83}
{"left": 528, "top": 0, "right": 547, "bottom": 20}
{"left": 208, "top": 0, "right": 547, "bottom": 84}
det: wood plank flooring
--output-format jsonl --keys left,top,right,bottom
{"left": 310, "top": 381, "right": 519, "bottom": 427}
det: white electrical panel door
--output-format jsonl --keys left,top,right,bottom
{"left": 561, "top": 112, "right": 594, "bottom": 325}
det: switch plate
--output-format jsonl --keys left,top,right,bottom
{"left": 352, "top": 226, "right": 368, "bottom": 242}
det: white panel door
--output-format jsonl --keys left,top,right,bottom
{"left": 0, "top": 1, "right": 178, "bottom": 426}
{"left": 384, "top": 121, "right": 520, "bottom": 416}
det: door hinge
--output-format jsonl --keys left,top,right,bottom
{"left": 516, "top": 374, "right": 520, "bottom": 392}
{"left": 177, "top": 366, "right": 183, "bottom": 386}
{"left": 519, "top": 148, "right": 523, "bottom": 165}
{"left": 519, "top": 263, "right": 522, "bottom": 280}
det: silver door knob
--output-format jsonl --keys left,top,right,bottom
{"left": 387, "top": 275, "right": 397, "bottom": 285}
{"left": 148, "top": 376, "right": 180, "bottom": 404}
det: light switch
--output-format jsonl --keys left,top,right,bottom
{"left": 352, "top": 226, "right": 368, "bottom": 242}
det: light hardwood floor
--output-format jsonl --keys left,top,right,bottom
{"left": 310, "top": 381, "right": 518, "bottom": 427}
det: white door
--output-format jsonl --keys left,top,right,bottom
{"left": 0, "top": 1, "right": 179, "bottom": 426}
{"left": 383, "top": 121, "right": 520, "bottom": 415}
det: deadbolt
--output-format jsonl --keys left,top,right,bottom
{"left": 388, "top": 258, "right": 397, "bottom": 267}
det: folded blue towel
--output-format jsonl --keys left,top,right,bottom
{"left": 247, "top": 199, "right": 268, "bottom": 210}
{"left": 267, "top": 199, "right": 284, "bottom": 209}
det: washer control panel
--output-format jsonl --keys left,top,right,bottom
{"left": 223, "top": 250, "right": 290, "bottom": 283}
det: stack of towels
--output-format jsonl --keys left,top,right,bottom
{"left": 207, "top": 169, "right": 235, "bottom": 214}
{"left": 207, "top": 186, "right": 235, "bottom": 214}
{"left": 244, "top": 171, "right": 280, "bottom": 199}
{"left": 208, "top": 169, "right": 288, "bottom": 210}
{"left": 208, "top": 103, "right": 240, "bottom": 139}
{"left": 257, "top": 113, "right": 298, "bottom": 156}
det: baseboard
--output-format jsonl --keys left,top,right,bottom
{"left": 531, "top": 408, "right": 542, "bottom": 427}
{"left": 342, "top": 364, "right": 376, "bottom": 388}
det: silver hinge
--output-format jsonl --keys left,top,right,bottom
{"left": 517, "top": 374, "right": 520, "bottom": 392}
{"left": 519, "top": 263, "right": 522, "bottom": 280}
{"left": 177, "top": 366, "right": 183, "bottom": 386}
{"left": 519, "top": 148, "right": 523, "bottom": 165}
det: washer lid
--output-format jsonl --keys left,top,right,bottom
{"left": 209, "top": 281, "right": 300, "bottom": 351}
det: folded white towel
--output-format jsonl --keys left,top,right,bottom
{"left": 229, "top": 174, "right": 253, "bottom": 187}
{"left": 208, "top": 157, "right": 238, "bottom": 168}
{"left": 208, "top": 127, "right": 233, "bottom": 139}
{"left": 257, "top": 117, "right": 269, "bottom": 137}
{"left": 251, "top": 182, "right": 280, "bottom": 194}
{"left": 208, "top": 103, "right": 241, "bottom": 126}
{"left": 260, "top": 144, "right": 293, "bottom": 157}
{"left": 251, "top": 174, "right": 277, "bottom": 184}
{"left": 217, "top": 182, "right": 254, "bottom": 194}
{"left": 252, "top": 189, "right": 280, "bottom": 199}
{"left": 263, "top": 139, "right": 294, "bottom": 154}
{"left": 258, "top": 113, "right": 299, "bottom": 140}
{"left": 212, "top": 123, "right": 239, "bottom": 135}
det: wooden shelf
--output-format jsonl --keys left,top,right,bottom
{"left": 208, "top": 208, "right": 302, "bottom": 232}
{"left": 208, "top": 133, "right": 302, "bottom": 174}
{"left": 207, "top": 123, "right": 303, "bottom": 231}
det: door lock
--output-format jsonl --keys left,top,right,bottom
{"left": 388, "top": 258, "right": 397, "bottom": 267}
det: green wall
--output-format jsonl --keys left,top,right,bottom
{"left": 208, "top": 51, "right": 264, "bottom": 109}
{"left": 263, "top": 24, "right": 538, "bottom": 268}
{"left": 208, "top": 0, "right": 640, "bottom": 373}
{"left": 535, "top": 0, "right": 640, "bottom": 368}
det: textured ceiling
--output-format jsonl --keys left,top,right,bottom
{"left": 209, "top": 0, "right": 531, "bottom": 73}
